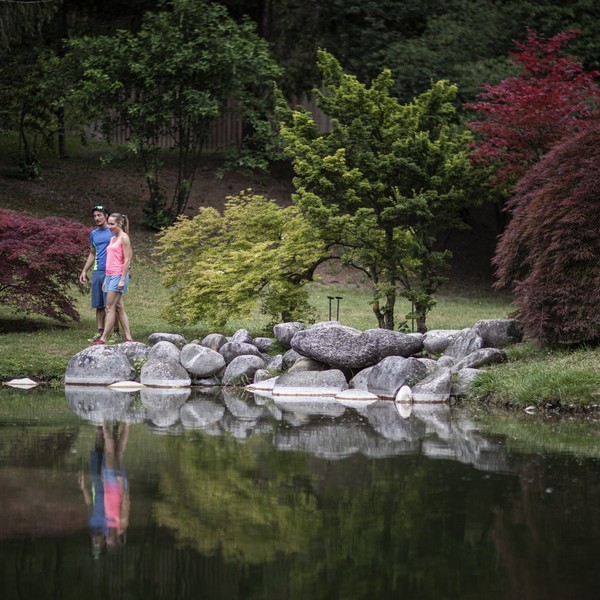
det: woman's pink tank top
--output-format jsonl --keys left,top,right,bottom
{"left": 106, "top": 238, "right": 124, "bottom": 276}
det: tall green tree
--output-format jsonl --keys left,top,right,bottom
{"left": 68, "top": 0, "right": 281, "bottom": 228}
{"left": 279, "top": 51, "right": 480, "bottom": 332}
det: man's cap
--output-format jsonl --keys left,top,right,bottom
{"left": 92, "top": 204, "right": 110, "bottom": 216}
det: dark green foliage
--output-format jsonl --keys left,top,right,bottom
{"left": 494, "top": 124, "right": 600, "bottom": 346}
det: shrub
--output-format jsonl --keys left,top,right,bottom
{"left": 0, "top": 208, "right": 89, "bottom": 321}
{"left": 493, "top": 124, "right": 600, "bottom": 346}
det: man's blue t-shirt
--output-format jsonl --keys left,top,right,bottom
{"left": 90, "top": 227, "right": 114, "bottom": 272}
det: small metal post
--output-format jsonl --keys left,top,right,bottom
{"left": 335, "top": 296, "right": 343, "bottom": 321}
{"left": 327, "top": 296, "right": 334, "bottom": 320}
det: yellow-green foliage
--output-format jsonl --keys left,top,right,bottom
{"left": 156, "top": 190, "right": 326, "bottom": 328}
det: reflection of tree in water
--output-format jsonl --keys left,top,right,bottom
{"left": 490, "top": 453, "right": 600, "bottom": 600}
{"left": 154, "top": 432, "right": 319, "bottom": 563}
{"left": 153, "top": 429, "right": 507, "bottom": 598}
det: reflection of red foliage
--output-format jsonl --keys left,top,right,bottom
{"left": 0, "top": 209, "right": 89, "bottom": 321}
{"left": 493, "top": 124, "right": 600, "bottom": 345}
{"left": 467, "top": 30, "right": 600, "bottom": 184}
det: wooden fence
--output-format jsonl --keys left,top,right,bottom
{"left": 105, "top": 93, "right": 331, "bottom": 151}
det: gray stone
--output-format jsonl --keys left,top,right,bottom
{"left": 367, "top": 356, "right": 429, "bottom": 399}
{"left": 114, "top": 341, "right": 151, "bottom": 363}
{"left": 442, "top": 328, "right": 484, "bottom": 360}
{"left": 219, "top": 341, "right": 263, "bottom": 363}
{"left": 451, "top": 368, "right": 480, "bottom": 397}
{"left": 248, "top": 375, "right": 277, "bottom": 390}
{"left": 253, "top": 337, "right": 275, "bottom": 352}
{"left": 65, "top": 346, "right": 136, "bottom": 385}
{"left": 349, "top": 366, "right": 373, "bottom": 390}
{"left": 473, "top": 319, "right": 524, "bottom": 348}
{"left": 422, "top": 330, "right": 462, "bottom": 354}
{"left": 148, "top": 332, "right": 187, "bottom": 347}
{"left": 416, "top": 357, "right": 440, "bottom": 376}
{"left": 140, "top": 359, "right": 191, "bottom": 387}
{"left": 282, "top": 348, "right": 303, "bottom": 369}
{"left": 273, "top": 369, "right": 348, "bottom": 397}
{"left": 231, "top": 328, "right": 253, "bottom": 345}
{"left": 201, "top": 333, "right": 228, "bottom": 352}
{"left": 290, "top": 322, "right": 424, "bottom": 369}
{"left": 273, "top": 321, "right": 305, "bottom": 349}
{"left": 191, "top": 374, "right": 222, "bottom": 387}
{"left": 411, "top": 368, "right": 452, "bottom": 403}
{"left": 222, "top": 355, "right": 266, "bottom": 385}
{"left": 437, "top": 355, "right": 456, "bottom": 368}
{"left": 266, "top": 354, "right": 284, "bottom": 372}
{"left": 148, "top": 341, "right": 181, "bottom": 362}
{"left": 180, "top": 343, "right": 226, "bottom": 377}
{"left": 252, "top": 368, "right": 272, "bottom": 383}
{"left": 452, "top": 348, "right": 507, "bottom": 371}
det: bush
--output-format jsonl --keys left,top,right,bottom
{"left": 494, "top": 124, "right": 600, "bottom": 345}
{"left": 0, "top": 209, "right": 89, "bottom": 321}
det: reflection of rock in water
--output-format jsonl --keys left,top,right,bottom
{"left": 65, "top": 385, "right": 145, "bottom": 423}
{"left": 273, "top": 398, "right": 347, "bottom": 418}
{"left": 222, "top": 389, "right": 267, "bottom": 420}
{"left": 140, "top": 387, "right": 190, "bottom": 428}
{"left": 180, "top": 399, "right": 225, "bottom": 430}
{"left": 364, "top": 401, "right": 426, "bottom": 444}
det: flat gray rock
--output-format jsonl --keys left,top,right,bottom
{"left": 273, "top": 369, "right": 348, "bottom": 396}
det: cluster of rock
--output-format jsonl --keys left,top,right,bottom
{"left": 65, "top": 318, "right": 522, "bottom": 404}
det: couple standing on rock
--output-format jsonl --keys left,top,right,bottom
{"left": 79, "top": 205, "right": 134, "bottom": 346}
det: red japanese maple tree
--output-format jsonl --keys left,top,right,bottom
{"left": 493, "top": 124, "right": 600, "bottom": 346}
{"left": 0, "top": 209, "right": 90, "bottom": 322}
{"left": 467, "top": 29, "right": 600, "bottom": 185}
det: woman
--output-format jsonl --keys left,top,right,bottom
{"left": 91, "top": 213, "right": 134, "bottom": 345}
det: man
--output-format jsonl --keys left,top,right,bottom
{"left": 79, "top": 205, "right": 121, "bottom": 342}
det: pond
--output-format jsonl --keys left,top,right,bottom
{"left": 1, "top": 385, "right": 599, "bottom": 600}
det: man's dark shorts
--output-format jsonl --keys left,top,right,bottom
{"left": 91, "top": 270, "right": 107, "bottom": 309}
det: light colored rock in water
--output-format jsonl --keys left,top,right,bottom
{"left": 411, "top": 368, "right": 452, "bottom": 403}
{"left": 273, "top": 369, "right": 348, "bottom": 396}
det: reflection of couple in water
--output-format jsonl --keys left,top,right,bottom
{"left": 78, "top": 422, "right": 130, "bottom": 559}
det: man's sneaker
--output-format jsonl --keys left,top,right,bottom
{"left": 87, "top": 332, "right": 103, "bottom": 343}
{"left": 107, "top": 331, "right": 121, "bottom": 345}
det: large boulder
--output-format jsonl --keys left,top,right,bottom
{"left": 472, "top": 319, "right": 524, "bottom": 348}
{"left": 290, "top": 322, "right": 424, "bottom": 369}
{"left": 65, "top": 345, "right": 136, "bottom": 385}
{"left": 180, "top": 343, "right": 226, "bottom": 377}
{"left": 231, "top": 328, "right": 253, "bottom": 345}
{"left": 367, "top": 356, "right": 428, "bottom": 399}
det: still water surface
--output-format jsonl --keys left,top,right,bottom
{"left": 1, "top": 385, "right": 599, "bottom": 600}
